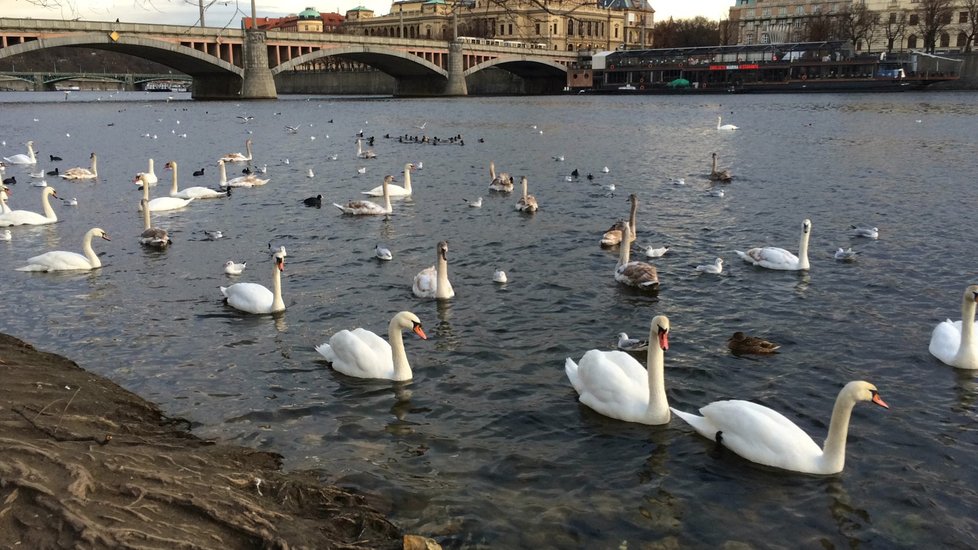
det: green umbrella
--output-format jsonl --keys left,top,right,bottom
{"left": 667, "top": 78, "right": 690, "bottom": 88}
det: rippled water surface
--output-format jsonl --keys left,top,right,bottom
{"left": 2, "top": 90, "right": 978, "bottom": 548}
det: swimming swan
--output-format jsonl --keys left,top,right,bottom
{"left": 137, "top": 173, "right": 194, "bottom": 212}
{"left": 515, "top": 176, "right": 538, "bottom": 212}
{"left": 0, "top": 186, "right": 58, "bottom": 226}
{"left": 165, "top": 161, "right": 227, "bottom": 199}
{"left": 671, "top": 380, "right": 889, "bottom": 475}
{"left": 413, "top": 240, "right": 454, "bottom": 299}
{"left": 334, "top": 175, "right": 393, "bottom": 215}
{"left": 710, "top": 152, "right": 732, "bottom": 182}
{"left": 220, "top": 248, "right": 286, "bottom": 314}
{"left": 929, "top": 284, "right": 978, "bottom": 369}
{"left": 220, "top": 139, "right": 253, "bottom": 162}
{"left": 139, "top": 199, "right": 171, "bottom": 248}
{"left": 717, "top": 116, "right": 739, "bottom": 131}
{"left": 601, "top": 193, "right": 638, "bottom": 247}
{"left": 314, "top": 311, "right": 428, "bottom": 381}
{"left": 614, "top": 221, "right": 659, "bottom": 290}
{"left": 565, "top": 315, "right": 671, "bottom": 425}
{"left": 3, "top": 141, "right": 37, "bottom": 165}
{"left": 17, "top": 227, "right": 110, "bottom": 271}
{"left": 136, "top": 158, "right": 158, "bottom": 187}
{"left": 218, "top": 159, "right": 268, "bottom": 188}
{"left": 61, "top": 153, "right": 98, "bottom": 180}
{"left": 735, "top": 218, "right": 811, "bottom": 271}
{"left": 488, "top": 161, "right": 513, "bottom": 192}
{"left": 363, "top": 162, "right": 414, "bottom": 197}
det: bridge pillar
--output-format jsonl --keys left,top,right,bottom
{"left": 124, "top": 74, "right": 135, "bottom": 92}
{"left": 240, "top": 30, "right": 277, "bottom": 99}
{"left": 445, "top": 41, "right": 468, "bottom": 96}
{"left": 33, "top": 74, "right": 45, "bottom": 92}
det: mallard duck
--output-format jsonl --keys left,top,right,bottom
{"left": 728, "top": 332, "right": 780, "bottom": 355}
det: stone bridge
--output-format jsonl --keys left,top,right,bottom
{"left": 0, "top": 18, "right": 578, "bottom": 99}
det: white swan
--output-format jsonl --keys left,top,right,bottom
{"left": 929, "top": 284, "right": 978, "bottom": 369}
{"left": 61, "top": 153, "right": 98, "bottom": 180}
{"left": 0, "top": 186, "right": 10, "bottom": 214}
{"left": 0, "top": 187, "right": 58, "bottom": 226}
{"left": 717, "top": 116, "right": 739, "bottom": 131}
{"left": 614, "top": 221, "right": 659, "bottom": 290}
{"left": 136, "top": 174, "right": 193, "bottom": 212}
{"left": 220, "top": 139, "right": 253, "bottom": 162}
{"left": 413, "top": 240, "right": 454, "bottom": 299}
{"left": 220, "top": 248, "right": 286, "bottom": 314}
{"left": 315, "top": 311, "right": 427, "bottom": 381}
{"left": 3, "top": 141, "right": 37, "bottom": 165}
{"left": 488, "top": 160, "right": 513, "bottom": 192}
{"left": 356, "top": 138, "right": 376, "bottom": 159}
{"left": 515, "top": 176, "right": 538, "bottom": 213}
{"left": 565, "top": 315, "right": 671, "bottom": 425}
{"left": 17, "top": 227, "right": 110, "bottom": 271}
{"left": 136, "top": 158, "right": 158, "bottom": 187}
{"left": 601, "top": 193, "right": 638, "bottom": 247}
{"left": 696, "top": 257, "right": 724, "bottom": 274}
{"left": 671, "top": 380, "right": 889, "bottom": 475}
{"left": 165, "top": 161, "right": 227, "bottom": 199}
{"left": 334, "top": 175, "right": 392, "bottom": 215}
{"left": 138, "top": 199, "right": 170, "bottom": 248}
{"left": 218, "top": 159, "right": 268, "bottom": 188}
{"left": 736, "top": 218, "right": 811, "bottom": 271}
{"left": 362, "top": 162, "right": 414, "bottom": 197}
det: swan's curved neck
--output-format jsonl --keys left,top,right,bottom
{"left": 717, "top": 117, "right": 722, "bottom": 129}
{"left": 798, "top": 228, "right": 811, "bottom": 270}
{"left": 90, "top": 155, "right": 97, "bottom": 177}
{"left": 271, "top": 263, "right": 285, "bottom": 312}
{"left": 388, "top": 318, "right": 412, "bottom": 380}
{"left": 522, "top": 178, "right": 529, "bottom": 199}
{"left": 712, "top": 155, "right": 718, "bottom": 172}
{"left": 628, "top": 199, "right": 638, "bottom": 239}
{"left": 142, "top": 204, "right": 152, "bottom": 230}
{"left": 436, "top": 252, "right": 451, "bottom": 299}
{"left": 142, "top": 180, "right": 150, "bottom": 203}
{"left": 382, "top": 180, "right": 392, "bottom": 212}
{"left": 646, "top": 332, "right": 669, "bottom": 423}
{"left": 169, "top": 162, "right": 179, "bottom": 194}
{"left": 489, "top": 161, "right": 496, "bottom": 180}
{"left": 820, "top": 389, "right": 857, "bottom": 473}
{"left": 28, "top": 143, "right": 36, "bottom": 162}
{"left": 219, "top": 162, "right": 227, "bottom": 185}
{"left": 956, "top": 295, "right": 977, "bottom": 364}
{"left": 82, "top": 230, "right": 101, "bottom": 268}
{"left": 245, "top": 141, "right": 253, "bottom": 159}
{"left": 403, "top": 165, "right": 412, "bottom": 192}
{"left": 617, "top": 236, "right": 631, "bottom": 268}
{"left": 41, "top": 191, "right": 57, "bottom": 220}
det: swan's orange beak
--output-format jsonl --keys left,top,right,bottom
{"left": 412, "top": 323, "right": 427, "bottom": 340}
{"left": 657, "top": 328, "right": 669, "bottom": 350}
{"left": 871, "top": 392, "right": 889, "bottom": 409}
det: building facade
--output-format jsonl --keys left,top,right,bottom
{"left": 728, "top": 0, "right": 976, "bottom": 53}
{"left": 342, "top": 0, "right": 655, "bottom": 52}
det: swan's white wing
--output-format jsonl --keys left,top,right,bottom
{"left": 320, "top": 328, "right": 394, "bottom": 379}
{"left": 17, "top": 251, "right": 92, "bottom": 271}
{"left": 221, "top": 282, "right": 273, "bottom": 314}
{"left": 694, "top": 400, "right": 822, "bottom": 470}
{"left": 147, "top": 197, "right": 193, "bottom": 211}
{"left": 737, "top": 247, "right": 798, "bottom": 270}
{"left": 572, "top": 349, "right": 650, "bottom": 422}
{"left": 177, "top": 186, "right": 224, "bottom": 199}
{"left": 929, "top": 320, "right": 966, "bottom": 365}
{"left": 413, "top": 266, "right": 437, "bottom": 298}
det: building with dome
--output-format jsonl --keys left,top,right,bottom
{"left": 243, "top": 7, "right": 344, "bottom": 33}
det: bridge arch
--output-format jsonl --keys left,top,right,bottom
{"left": 0, "top": 33, "right": 242, "bottom": 77}
{"left": 464, "top": 56, "right": 568, "bottom": 78}
{"left": 272, "top": 45, "right": 447, "bottom": 79}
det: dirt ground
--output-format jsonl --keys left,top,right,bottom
{"left": 0, "top": 332, "right": 437, "bottom": 549}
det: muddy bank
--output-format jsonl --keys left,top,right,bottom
{"left": 0, "top": 333, "right": 435, "bottom": 549}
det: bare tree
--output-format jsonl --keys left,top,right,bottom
{"left": 882, "top": 9, "right": 908, "bottom": 52}
{"left": 804, "top": 13, "right": 836, "bottom": 42}
{"left": 962, "top": 0, "right": 978, "bottom": 52}
{"left": 914, "top": 0, "right": 954, "bottom": 53}
{"left": 837, "top": 4, "right": 879, "bottom": 52}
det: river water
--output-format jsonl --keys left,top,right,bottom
{"left": 1, "top": 89, "right": 977, "bottom": 548}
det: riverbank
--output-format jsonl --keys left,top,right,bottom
{"left": 0, "top": 332, "right": 434, "bottom": 549}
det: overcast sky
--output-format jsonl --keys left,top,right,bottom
{"left": 6, "top": 0, "right": 733, "bottom": 27}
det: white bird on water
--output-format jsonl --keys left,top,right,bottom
{"left": 465, "top": 197, "right": 483, "bottom": 208}
{"left": 375, "top": 244, "right": 393, "bottom": 261}
{"left": 616, "top": 332, "right": 648, "bottom": 352}
{"left": 0, "top": 229, "right": 11, "bottom": 241}
{"left": 851, "top": 224, "right": 879, "bottom": 239}
{"left": 224, "top": 260, "right": 247, "bottom": 275}
{"left": 493, "top": 269, "right": 508, "bottom": 283}
{"left": 307, "top": 168, "right": 315, "bottom": 178}
{"left": 834, "top": 247, "right": 857, "bottom": 261}
{"left": 645, "top": 245, "right": 670, "bottom": 258}
{"left": 205, "top": 230, "right": 223, "bottom": 240}
{"left": 695, "top": 257, "right": 724, "bottom": 274}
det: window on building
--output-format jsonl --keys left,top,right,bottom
{"left": 957, "top": 31, "right": 968, "bottom": 47}
{"left": 960, "top": 12, "right": 969, "bottom": 24}
{"left": 889, "top": 12, "right": 896, "bottom": 24}
{"left": 508, "top": 23, "right": 513, "bottom": 34}
{"left": 939, "top": 32, "right": 950, "bottom": 48}
{"left": 568, "top": 19, "right": 574, "bottom": 35}
{"left": 907, "top": 34, "right": 917, "bottom": 49}
{"left": 568, "top": 43, "right": 574, "bottom": 51}
{"left": 909, "top": 14, "right": 918, "bottom": 25}
{"left": 500, "top": 24, "right": 505, "bottom": 35}
{"left": 779, "top": 7, "right": 787, "bottom": 16}
{"left": 614, "top": 25, "right": 619, "bottom": 39}
{"left": 535, "top": 23, "right": 540, "bottom": 35}
{"left": 940, "top": 13, "right": 951, "bottom": 25}
{"left": 553, "top": 23, "right": 558, "bottom": 35}
{"left": 745, "top": 32, "right": 754, "bottom": 44}
{"left": 587, "top": 21, "right": 592, "bottom": 36}
{"left": 796, "top": 6, "right": 804, "bottom": 15}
